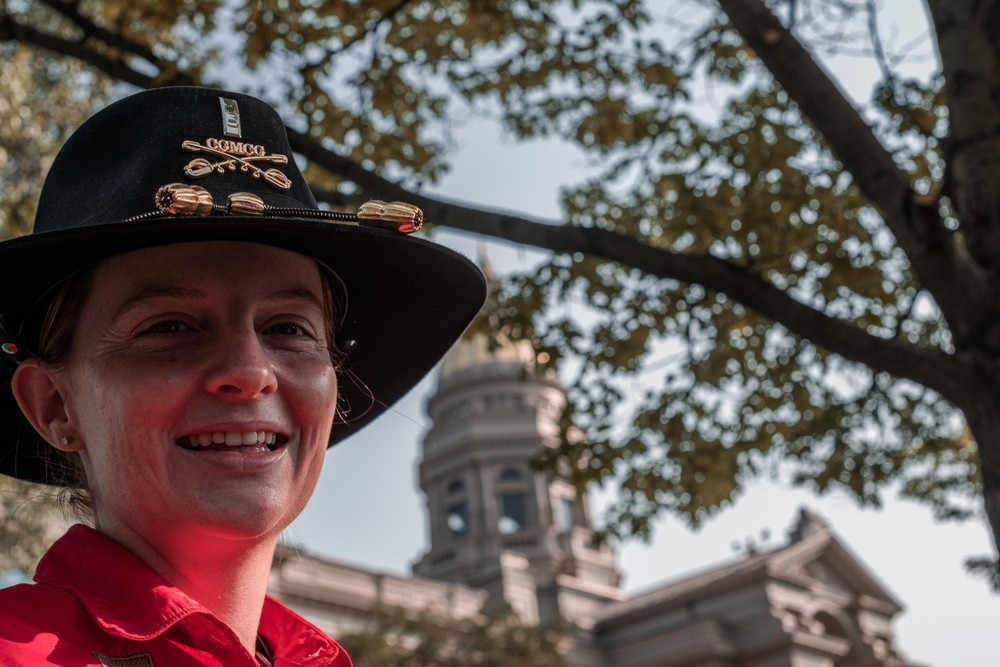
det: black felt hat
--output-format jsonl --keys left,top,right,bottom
{"left": 0, "top": 86, "right": 486, "bottom": 484}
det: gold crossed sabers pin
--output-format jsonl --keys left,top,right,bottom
{"left": 181, "top": 140, "right": 291, "bottom": 190}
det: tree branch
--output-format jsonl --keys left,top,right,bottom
{"left": 35, "top": 0, "right": 161, "bottom": 67}
{"left": 0, "top": 13, "right": 156, "bottom": 89}
{"left": 716, "top": 0, "right": 994, "bottom": 351}
{"left": 289, "top": 130, "right": 972, "bottom": 405}
{"left": 719, "top": 0, "right": 910, "bottom": 208}
{"left": 863, "top": 0, "right": 895, "bottom": 82}
{"left": 464, "top": 212, "right": 972, "bottom": 404}
{"left": 308, "top": 0, "right": 413, "bottom": 65}
{"left": 375, "top": 0, "right": 413, "bottom": 31}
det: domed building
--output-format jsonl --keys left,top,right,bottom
{"left": 412, "top": 333, "right": 623, "bottom": 626}
{"left": 268, "top": 333, "right": 920, "bottom": 667}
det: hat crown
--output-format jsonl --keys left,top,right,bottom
{"left": 35, "top": 87, "right": 316, "bottom": 234}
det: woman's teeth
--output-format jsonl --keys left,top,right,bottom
{"left": 178, "top": 431, "right": 279, "bottom": 452}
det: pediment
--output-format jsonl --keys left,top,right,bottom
{"left": 804, "top": 558, "right": 854, "bottom": 595}
{"left": 768, "top": 530, "right": 902, "bottom": 613}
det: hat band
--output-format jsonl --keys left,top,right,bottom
{"left": 124, "top": 184, "right": 424, "bottom": 234}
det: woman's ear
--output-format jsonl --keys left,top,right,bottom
{"left": 11, "top": 360, "right": 83, "bottom": 452}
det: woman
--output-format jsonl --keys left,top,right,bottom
{"left": 0, "top": 87, "right": 486, "bottom": 666}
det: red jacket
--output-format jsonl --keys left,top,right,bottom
{"left": 0, "top": 525, "right": 352, "bottom": 666}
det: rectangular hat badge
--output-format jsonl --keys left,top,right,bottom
{"left": 220, "top": 97, "right": 241, "bottom": 138}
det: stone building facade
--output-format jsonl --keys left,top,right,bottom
{"left": 268, "top": 335, "right": 920, "bottom": 667}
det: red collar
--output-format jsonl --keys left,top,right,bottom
{"left": 34, "top": 525, "right": 346, "bottom": 665}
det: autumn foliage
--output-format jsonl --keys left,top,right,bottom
{"left": 0, "top": 0, "right": 997, "bottom": 578}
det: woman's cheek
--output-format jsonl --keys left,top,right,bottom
{"left": 296, "top": 360, "right": 339, "bottom": 414}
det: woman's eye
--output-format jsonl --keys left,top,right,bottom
{"left": 143, "top": 320, "right": 191, "bottom": 335}
{"left": 266, "top": 322, "right": 309, "bottom": 337}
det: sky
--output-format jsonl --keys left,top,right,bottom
{"left": 280, "top": 2, "right": 1000, "bottom": 666}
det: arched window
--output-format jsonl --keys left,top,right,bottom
{"left": 499, "top": 468, "right": 522, "bottom": 482}
{"left": 498, "top": 493, "right": 527, "bottom": 534}
{"left": 447, "top": 503, "right": 469, "bottom": 537}
{"left": 814, "top": 611, "right": 849, "bottom": 639}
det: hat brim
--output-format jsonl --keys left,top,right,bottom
{"left": 0, "top": 215, "right": 486, "bottom": 484}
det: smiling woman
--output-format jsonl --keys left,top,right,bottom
{"left": 36, "top": 243, "right": 339, "bottom": 547}
{"left": 0, "top": 88, "right": 485, "bottom": 666}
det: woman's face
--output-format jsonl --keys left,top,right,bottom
{"left": 53, "top": 241, "right": 338, "bottom": 546}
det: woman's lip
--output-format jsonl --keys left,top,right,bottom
{"left": 175, "top": 444, "right": 288, "bottom": 471}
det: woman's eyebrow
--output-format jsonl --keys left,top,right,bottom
{"left": 111, "top": 286, "right": 206, "bottom": 321}
{"left": 110, "top": 286, "right": 324, "bottom": 322}
{"left": 264, "top": 288, "right": 325, "bottom": 312}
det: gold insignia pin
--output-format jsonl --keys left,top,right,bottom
{"left": 357, "top": 200, "right": 424, "bottom": 233}
{"left": 181, "top": 139, "right": 292, "bottom": 191}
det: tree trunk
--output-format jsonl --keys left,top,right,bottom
{"left": 957, "top": 366, "right": 1000, "bottom": 552}
{"left": 720, "top": 0, "right": 1000, "bottom": 556}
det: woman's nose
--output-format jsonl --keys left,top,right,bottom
{"left": 203, "top": 329, "right": 278, "bottom": 398}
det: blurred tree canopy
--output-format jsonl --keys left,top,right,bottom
{"left": 0, "top": 476, "right": 61, "bottom": 575}
{"left": 1, "top": 0, "right": 998, "bottom": 573}
{"left": 338, "top": 604, "right": 565, "bottom": 667}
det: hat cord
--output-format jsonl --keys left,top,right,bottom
{"left": 132, "top": 184, "right": 423, "bottom": 234}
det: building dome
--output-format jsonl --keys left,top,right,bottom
{"left": 437, "top": 251, "right": 547, "bottom": 384}
{"left": 438, "top": 333, "right": 538, "bottom": 383}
